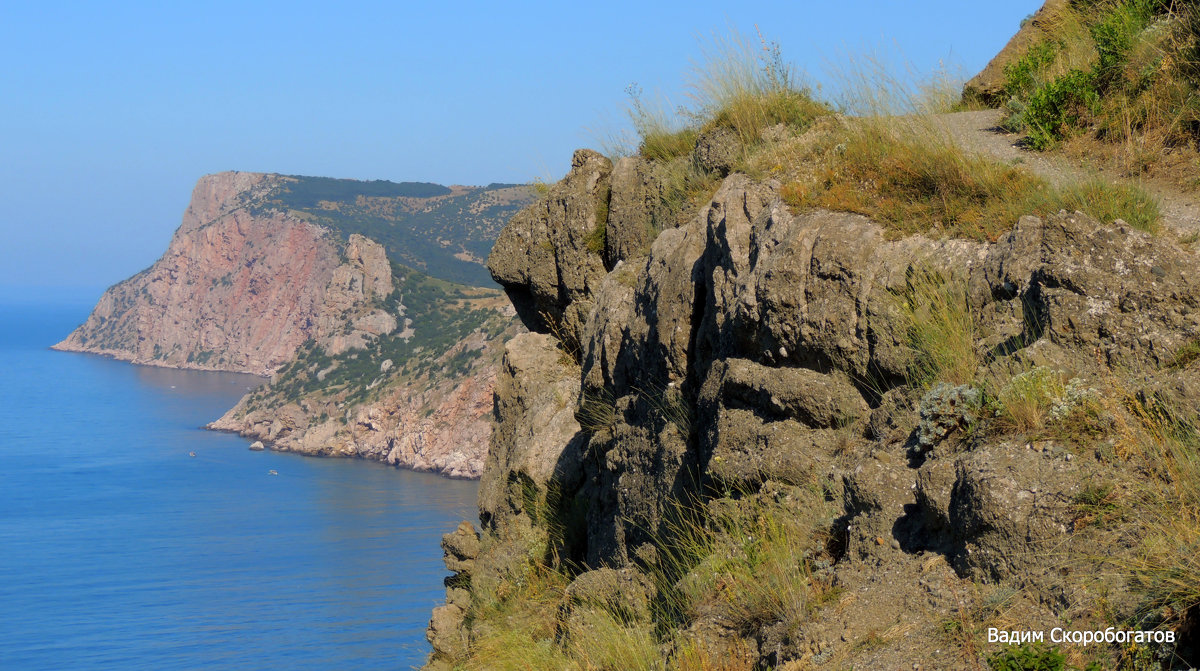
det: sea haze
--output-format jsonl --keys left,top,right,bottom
{"left": 0, "top": 302, "right": 477, "bottom": 670}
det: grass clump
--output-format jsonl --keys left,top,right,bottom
{"left": 687, "top": 31, "right": 829, "bottom": 146}
{"left": 625, "top": 29, "right": 829, "bottom": 167}
{"left": 1055, "top": 177, "right": 1161, "bottom": 231}
{"left": 626, "top": 84, "right": 700, "bottom": 163}
{"left": 1167, "top": 338, "right": 1200, "bottom": 369}
{"left": 988, "top": 366, "right": 1105, "bottom": 437}
{"left": 576, "top": 387, "right": 618, "bottom": 434}
{"left": 656, "top": 489, "right": 838, "bottom": 637}
{"left": 897, "top": 267, "right": 979, "bottom": 387}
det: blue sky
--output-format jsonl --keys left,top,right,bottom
{"left": 0, "top": 1, "right": 1042, "bottom": 300}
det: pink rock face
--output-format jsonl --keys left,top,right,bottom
{"left": 54, "top": 172, "right": 378, "bottom": 376}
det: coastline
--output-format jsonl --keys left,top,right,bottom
{"left": 49, "top": 343, "right": 487, "bottom": 480}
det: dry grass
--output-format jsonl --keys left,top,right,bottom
{"left": 779, "top": 116, "right": 1161, "bottom": 240}
{"left": 1088, "top": 381, "right": 1200, "bottom": 631}
{"left": 896, "top": 267, "right": 979, "bottom": 387}
{"left": 685, "top": 28, "right": 828, "bottom": 146}
{"left": 990, "top": 366, "right": 1071, "bottom": 434}
{"left": 658, "top": 490, "right": 837, "bottom": 636}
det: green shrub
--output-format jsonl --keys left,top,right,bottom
{"left": 987, "top": 643, "right": 1066, "bottom": 671}
{"left": 1024, "top": 69, "right": 1100, "bottom": 149}
{"left": 1089, "top": 0, "right": 1156, "bottom": 84}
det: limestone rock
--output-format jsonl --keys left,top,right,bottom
{"left": 605, "top": 156, "right": 661, "bottom": 266}
{"left": 442, "top": 521, "right": 481, "bottom": 575}
{"left": 488, "top": 149, "right": 611, "bottom": 346}
{"left": 478, "top": 332, "right": 587, "bottom": 535}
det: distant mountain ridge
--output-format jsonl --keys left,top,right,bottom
{"left": 240, "top": 173, "right": 534, "bottom": 287}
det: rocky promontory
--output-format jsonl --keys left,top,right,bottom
{"left": 57, "top": 171, "right": 531, "bottom": 478}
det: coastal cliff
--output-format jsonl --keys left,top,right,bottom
{"left": 54, "top": 172, "right": 356, "bottom": 375}
{"left": 424, "top": 9, "right": 1200, "bottom": 664}
{"left": 58, "top": 171, "right": 531, "bottom": 478}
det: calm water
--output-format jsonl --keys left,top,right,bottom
{"left": 0, "top": 302, "right": 478, "bottom": 670}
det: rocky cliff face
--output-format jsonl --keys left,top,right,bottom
{"left": 209, "top": 299, "right": 520, "bottom": 479}
{"left": 54, "top": 172, "right": 392, "bottom": 375}
{"left": 58, "top": 171, "right": 521, "bottom": 478}
{"left": 426, "top": 146, "right": 1200, "bottom": 668}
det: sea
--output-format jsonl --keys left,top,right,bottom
{"left": 0, "top": 300, "right": 479, "bottom": 670}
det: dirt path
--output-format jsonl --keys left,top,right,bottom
{"left": 932, "top": 109, "right": 1200, "bottom": 237}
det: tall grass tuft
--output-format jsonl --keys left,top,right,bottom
{"left": 654, "top": 490, "right": 837, "bottom": 637}
{"left": 685, "top": 29, "right": 828, "bottom": 145}
{"left": 897, "top": 267, "right": 979, "bottom": 387}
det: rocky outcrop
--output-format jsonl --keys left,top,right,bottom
{"left": 488, "top": 149, "right": 611, "bottom": 347}
{"left": 54, "top": 172, "right": 393, "bottom": 376}
{"left": 209, "top": 345, "right": 498, "bottom": 478}
{"left": 428, "top": 138, "right": 1200, "bottom": 667}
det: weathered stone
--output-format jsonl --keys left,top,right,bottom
{"left": 488, "top": 149, "right": 612, "bottom": 345}
{"left": 606, "top": 156, "right": 661, "bottom": 266}
{"left": 442, "top": 521, "right": 481, "bottom": 575}
{"left": 915, "top": 444, "right": 1079, "bottom": 581}
{"left": 694, "top": 124, "right": 741, "bottom": 175}
{"left": 479, "top": 332, "right": 587, "bottom": 537}
{"left": 426, "top": 604, "right": 468, "bottom": 660}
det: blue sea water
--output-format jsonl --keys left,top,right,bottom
{"left": 0, "top": 302, "right": 478, "bottom": 670}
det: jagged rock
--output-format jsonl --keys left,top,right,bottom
{"left": 696, "top": 357, "right": 865, "bottom": 487}
{"left": 479, "top": 332, "right": 587, "bottom": 537}
{"left": 442, "top": 521, "right": 481, "bottom": 575}
{"left": 248, "top": 440, "right": 264, "bottom": 451}
{"left": 449, "top": 152, "right": 1200, "bottom": 668}
{"left": 584, "top": 394, "right": 696, "bottom": 566}
{"left": 605, "top": 156, "right": 661, "bottom": 267}
{"left": 426, "top": 604, "right": 468, "bottom": 661}
{"left": 713, "top": 358, "right": 867, "bottom": 429}
{"left": 1006, "top": 212, "right": 1200, "bottom": 371}
{"left": 488, "top": 149, "right": 612, "bottom": 346}
{"left": 697, "top": 193, "right": 986, "bottom": 382}
{"left": 915, "top": 443, "right": 1079, "bottom": 581}
{"left": 841, "top": 452, "right": 917, "bottom": 562}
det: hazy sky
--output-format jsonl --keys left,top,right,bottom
{"left": 0, "top": 0, "right": 1042, "bottom": 300}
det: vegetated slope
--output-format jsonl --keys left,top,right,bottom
{"left": 424, "top": 18, "right": 1200, "bottom": 671}
{"left": 249, "top": 175, "right": 534, "bottom": 286}
{"left": 211, "top": 264, "right": 520, "bottom": 478}
{"left": 965, "top": 0, "right": 1200, "bottom": 185}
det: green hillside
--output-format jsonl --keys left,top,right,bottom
{"left": 244, "top": 175, "right": 534, "bottom": 287}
